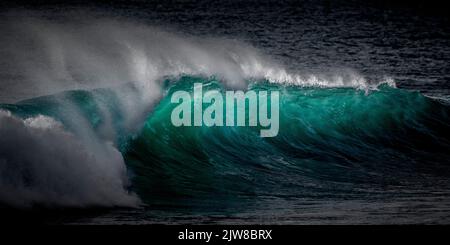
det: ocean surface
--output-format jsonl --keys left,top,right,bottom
{"left": 0, "top": 0, "right": 449, "bottom": 224}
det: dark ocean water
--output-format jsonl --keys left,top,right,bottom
{"left": 0, "top": 0, "right": 450, "bottom": 224}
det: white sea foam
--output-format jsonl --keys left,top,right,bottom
{"left": 0, "top": 110, "right": 139, "bottom": 208}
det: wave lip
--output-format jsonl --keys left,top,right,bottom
{"left": 0, "top": 17, "right": 396, "bottom": 103}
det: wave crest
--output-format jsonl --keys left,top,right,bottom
{"left": 0, "top": 16, "right": 393, "bottom": 103}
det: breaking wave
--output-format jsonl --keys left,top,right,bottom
{"left": 1, "top": 17, "right": 449, "bottom": 208}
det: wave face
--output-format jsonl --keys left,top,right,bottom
{"left": 124, "top": 77, "right": 450, "bottom": 211}
{"left": 1, "top": 75, "right": 450, "bottom": 217}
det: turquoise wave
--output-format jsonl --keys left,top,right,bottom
{"left": 2, "top": 76, "right": 450, "bottom": 209}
